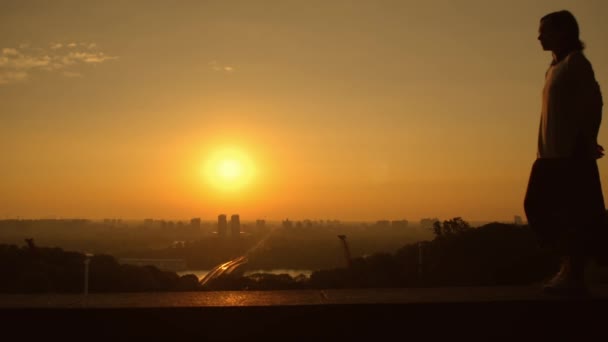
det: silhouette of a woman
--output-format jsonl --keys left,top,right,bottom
{"left": 524, "top": 10, "right": 605, "bottom": 295}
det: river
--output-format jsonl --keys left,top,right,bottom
{"left": 178, "top": 269, "right": 314, "bottom": 280}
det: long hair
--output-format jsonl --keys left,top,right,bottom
{"left": 541, "top": 10, "right": 585, "bottom": 51}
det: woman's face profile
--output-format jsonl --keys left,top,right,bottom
{"left": 538, "top": 20, "right": 562, "bottom": 52}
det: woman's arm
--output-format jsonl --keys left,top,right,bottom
{"left": 568, "top": 52, "right": 603, "bottom": 158}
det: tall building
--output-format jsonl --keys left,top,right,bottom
{"left": 218, "top": 214, "right": 227, "bottom": 237}
{"left": 256, "top": 219, "right": 266, "bottom": 232}
{"left": 231, "top": 214, "right": 240, "bottom": 237}
{"left": 190, "top": 218, "right": 201, "bottom": 229}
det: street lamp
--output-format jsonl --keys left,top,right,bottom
{"left": 417, "top": 242, "right": 424, "bottom": 281}
{"left": 84, "top": 253, "right": 93, "bottom": 296}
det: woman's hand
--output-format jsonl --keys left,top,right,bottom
{"left": 596, "top": 144, "right": 604, "bottom": 159}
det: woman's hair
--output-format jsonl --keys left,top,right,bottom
{"left": 541, "top": 10, "right": 585, "bottom": 50}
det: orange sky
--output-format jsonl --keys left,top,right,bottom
{"left": 2, "top": 0, "right": 608, "bottom": 222}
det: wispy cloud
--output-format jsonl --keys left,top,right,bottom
{"left": 2, "top": 48, "right": 19, "bottom": 56}
{"left": 62, "top": 71, "right": 83, "bottom": 78}
{"left": 208, "top": 60, "right": 235, "bottom": 73}
{"left": 0, "top": 71, "right": 28, "bottom": 85}
{"left": 65, "top": 51, "right": 117, "bottom": 64}
{"left": 0, "top": 42, "right": 118, "bottom": 85}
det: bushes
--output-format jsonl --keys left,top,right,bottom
{"left": 308, "top": 221, "right": 559, "bottom": 288}
{"left": 0, "top": 243, "right": 201, "bottom": 293}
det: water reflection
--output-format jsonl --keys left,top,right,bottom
{"left": 178, "top": 269, "right": 313, "bottom": 281}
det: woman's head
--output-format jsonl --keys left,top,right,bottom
{"left": 538, "top": 10, "right": 584, "bottom": 52}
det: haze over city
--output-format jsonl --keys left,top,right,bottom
{"left": 2, "top": 0, "right": 608, "bottom": 222}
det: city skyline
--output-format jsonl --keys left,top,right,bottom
{"left": 0, "top": 214, "right": 521, "bottom": 227}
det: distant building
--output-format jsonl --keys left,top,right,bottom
{"left": 230, "top": 214, "right": 240, "bottom": 237}
{"left": 190, "top": 218, "right": 201, "bottom": 229}
{"left": 420, "top": 218, "right": 440, "bottom": 230}
{"left": 514, "top": 215, "right": 523, "bottom": 226}
{"left": 144, "top": 218, "right": 154, "bottom": 227}
{"left": 376, "top": 220, "right": 390, "bottom": 228}
{"left": 282, "top": 219, "right": 293, "bottom": 229}
{"left": 256, "top": 219, "right": 266, "bottom": 232}
{"left": 391, "top": 220, "right": 409, "bottom": 229}
{"left": 218, "top": 214, "right": 227, "bottom": 237}
{"left": 103, "top": 218, "right": 119, "bottom": 226}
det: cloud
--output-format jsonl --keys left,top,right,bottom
{"left": 2, "top": 48, "right": 19, "bottom": 56}
{"left": 12, "top": 55, "right": 52, "bottom": 69}
{"left": 49, "top": 42, "right": 96, "bottom": 50}
{"left": 0, "top": 42, "right": 117, "bottom": 85}
{"left": 65, "top": 51, "right": 117, "bottom": 64}
{"left": 208, "top": 60, "right": 235, "bottom": 73}
{"left": 62, "top": 71, "right": 83, "bottom": 78}
{"left": 0, "top": 71, "right": 28, "bottom": 84}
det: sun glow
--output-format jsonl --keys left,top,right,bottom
{"left": 217, "top": 159, "right": 242, "bottom": 181}
{"left": 204, "top": 147, "right": 255, "bottom": 192}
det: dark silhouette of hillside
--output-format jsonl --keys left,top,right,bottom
{"left": 4, "top": 220, "right": 607, "bottom": 292}
{"left": 0, "top": 219, "right": 431, "bottom": 270}
{"left": 202, "top": 219, "right": 608, "bottom": 290}
{"left": 308, "top": 220, "right": 558, "bottom": 288}
{"left": 0, "top": 240, "right": 199, "bottom": 293}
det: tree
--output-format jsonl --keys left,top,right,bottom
{"left": 432, "top": 217, "right": 471, "bottom": 238}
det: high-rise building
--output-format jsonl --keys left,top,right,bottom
{"left": 256, "top": 219, "right": 266, "bottom": 232}
{"left": 218, "top": 214, "right": 227, "bottom": 237}
{"left": 231, "top": 214, "right": 240, "bottom": 237}
{"left": 190, "top": 218, "right": 201, "bottom": 229}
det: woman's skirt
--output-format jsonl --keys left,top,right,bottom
{"left": 524, "top": 158, "right": 607, "bottom": 262}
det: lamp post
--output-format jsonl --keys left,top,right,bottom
{"left": 84, "top": 253, "right": 93, "bottom": 296}
{"left": 417, "top": 242, "right": 424, "bottom": 278}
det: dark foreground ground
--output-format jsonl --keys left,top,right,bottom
{"left": 2, "top": 286, "right": 608, "bottom": 340}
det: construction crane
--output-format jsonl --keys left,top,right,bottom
{"left": 337, "top": 235, "right": 352, "bottom": 268}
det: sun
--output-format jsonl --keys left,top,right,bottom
{"left": 217, "top": 159, "right": 242, "bottom": 181}
{"left": 203, "top": 147, "right": 255, "bottom": 192}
